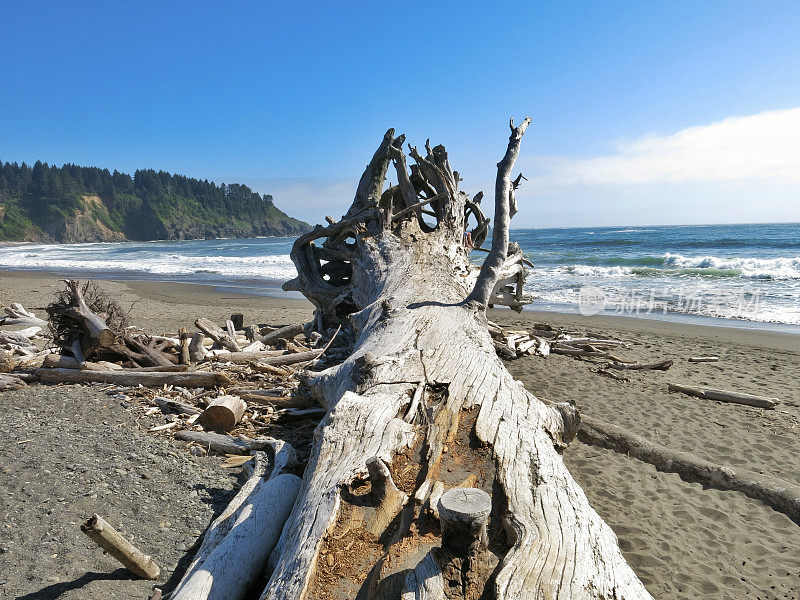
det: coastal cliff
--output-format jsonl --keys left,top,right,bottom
{"left": 0, "top": 161, "right": 311, "bottom": 243}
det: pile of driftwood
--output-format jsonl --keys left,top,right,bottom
{"left": 487, "top": 319, "right": 786, "bottom": 407}
{"left": 0, "top": 280, "right": 343, "bottom": 394}
{"left": 0, "top": 281, "right": 348, "bottom": 479}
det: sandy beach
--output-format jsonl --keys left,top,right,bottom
{"left": 0, "top": 271, "right": 798, "bottom": 599}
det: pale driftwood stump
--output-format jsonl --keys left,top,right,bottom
{"left": 438, "top": 487, "right": 491, "bottom": 556}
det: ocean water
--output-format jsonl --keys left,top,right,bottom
{"left": 0, "top": 223, "right": 798, "bottom": 328}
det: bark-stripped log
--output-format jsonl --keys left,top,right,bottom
{"left": 0, "top": 373, "right": 27, "bottom": 391}
{"left": 258, "top": 323, "right": 305, "bottom": 346}
{"left": 174, "top": 430, "right": 282, "bottom": 455}
{"left": 189, "top": 332, "right": 208, "bottom": 363}
{"left": 1, "top": 303, "right": 47, "bottom": 328}
{"left": 260, "top": 122, "right": 651, "bottom": 600}
{"left": 172, "top": 444, "right": 300, "bottom": 600}
{"left": 196, "top": 317, "right": 241, "bottom": 352}
{"left": 36, "top": 367, "right": 229, "bottom": 388}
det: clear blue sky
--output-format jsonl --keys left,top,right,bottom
{"left": 1, "top": 1, "right": 799, "bottom": 227}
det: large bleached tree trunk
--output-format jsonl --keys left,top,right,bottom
{"left": 263, "top": 121, "right": 652, "bottom": 599}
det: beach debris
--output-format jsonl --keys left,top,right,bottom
{"left": 688, "top": 355, "right": 720, "bottom": 362}
{"left": 592, "top": 367, "right": 630, "bottom": 382}
{"left": 0, "top": 373, "right": 27, "bottom": 391}
{"left": 47, "top": 279, "right": 123, "bottom": 350}
{"left": 578, "top": 416, "right": 800, "bottom": 524}
{"left": 607, "top": 359, "right": 673, "bottom": 371}
{"left": 189, "top": 331, "right": 208, "bottom": 362}
{"left": 668, "top": 383, "right": 780, "bottom": 408}
{"left": 196, "top": 317, "right": 242, "bottom": 352}
{"left": 179, "top": 327, "right": 191, "bottom": 364}
{"left": 174, "top": 431, "right": 283, "bottom": 455}
{"left": 81, "top": 514, "right": 161, "bottom": 579}
{"left": 151, "top": 395, "right": 202, "bottom": 416}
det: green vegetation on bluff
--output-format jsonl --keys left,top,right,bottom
{"left": 0, "top": 160, "right": 311, "bottom": 242}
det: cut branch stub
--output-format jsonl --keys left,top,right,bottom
{"left": 438, "top": 487, "right": 491, "bottom": 556}
{"left": 366, "top": 455, "right": 408, "bottom": 536}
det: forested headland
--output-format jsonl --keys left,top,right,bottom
{"left": 0, "top": 160, "right": 311, "bottom": 242}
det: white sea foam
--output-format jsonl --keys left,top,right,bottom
{"left": 663, "top": 253, "right": 800, "bottom": 280}
{"left": 566, "top": 265, "right": 634, "bottom": 277}
{"left": 0, "top": 245, "right": 298, "bottom": 282}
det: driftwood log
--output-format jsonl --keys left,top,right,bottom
{"left": 196, "top": 317, "right": 241, "bottom": 352}
{"left": 259, "top": 122, "right": 651, "bottom": 599}
{"left": 0, "top": 373, "right": 27, "bottom": 391}
{"left": 258, "top": 323, "right": 304, "bottom": 346}
{"left": 171, "top": 444, "right": 300, "bottom": 600}
{"left": 35, "top": 368, "right": 229, "bottom": 388}
{"left": 49, "top": 280, "right": 116, "bottom": 348}
{"left": 1, "top": 303, "right": 47, "bottom": 328}
{"left": 579, "top": 416, "right": 800, "bottom": 524}
{"left": 668, "top": 383, "right": 780, "bottom": 408}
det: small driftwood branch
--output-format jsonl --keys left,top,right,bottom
{"left": 688, "top": 356, "right": 719, "bottom": 363}
{"left": 390, "top": 193, "right": 447, "bottom": 221}
{"left": 196, "top": 317, "right": 241, "bottom": 352}
{"left": 668, "top": 383, "right": 780, "bottom": 409}
{"left": 81, "top": 514, "right": 160, "bottom": 579}
{"left": 579, "top": 416, "right": 800, "bottom": 524}
{"left": 42, "top": 354, "right": 124, "bottom": 371}
{"left": 607, "top": 359, "right": 673, "bottom": 371}
{"left": 174, "top": 431, "right": 281, "bottom": 455}
{"left": 256, "top": 349, "right": 322, "bottom": 367}
{"left": 258, "top": 323, "right": 304, "bottom": 346}
{"left": 152, "top": 395, "right": 201, "bottom": 415}
{"left": 211, "top": 350, "right": 284, "bottom": 364}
